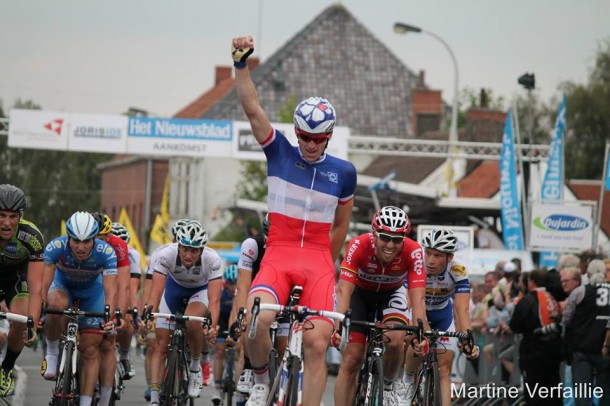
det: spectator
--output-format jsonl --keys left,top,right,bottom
{"left": 510, "top": 269, "right": 562, "bottom": 406}
{"left": 563, "top": 260, "right": 610, "bottom": 406}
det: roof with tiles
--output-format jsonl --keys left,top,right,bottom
{"left": 566, "top": 180, "right": 610, "bottom": 238}
{"left": 198, "top": 4, "right": 421, "bottom": 137}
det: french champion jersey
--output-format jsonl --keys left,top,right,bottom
{"left": 44, "top": 236, "right": 118, "bottom": 287}
{"left": 262, "top": 129, "right": 357, "bottom": 249}
{"left": 153, "top": 244, "right": 222, "bottom": 289}
{"left": 127, "top": 245, "right": 142, "bottom": 278}
{"left": 425, "top": 260, "right": 470, "bottom": 311}
{"left": 340, "top": 233, "right": 426, "bottom": 292}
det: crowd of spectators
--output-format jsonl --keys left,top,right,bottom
{"left": 466, "top": 250, "right": 610, "bottom": 406}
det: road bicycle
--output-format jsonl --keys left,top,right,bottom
{"left": 218, "top": 307, "right": 246, "bottom": 406}
{"left": 350, "top": 318, "right": 420, "bottom": 406}
{"left": 45, "top": 302, "right": 109, "bottom": 406}
{"left": 410, "top": 319, "right": 475, "bottom": 406}
{"left": 148, "top": 310, "right": 210, "bottom": 406}
{"left": 248, "top": 286, "right": 350, "bottom": 406}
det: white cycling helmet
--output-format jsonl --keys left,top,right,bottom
{"left": 111, "top": 222, "right": 130, "bottom": 243}
{"left": 371, "top": 206, "right": 411, "bottom": 234}
{"left": 171, "top": 218, "right": 191, "bottom": 241}
{"left": 66, "top": 211, "right": 99, "bottom": 241}
{"left": 293, "top": 97, "right": 336, "bottom": 134}
{"left": 176, "top": 220, "right": 208, "bottom": 248}
{"left": 421, "top": 228, "right": 458, "bottom": 254}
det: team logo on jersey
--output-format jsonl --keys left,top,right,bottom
{"left": 105, "top": 247, "right": 114, "bottom": 255}
{"left": 53, "top": 240, "right": 62, "bottom": 249}
{"left": 451, "top": 265, "right": 467, "bottom": 276}
{"left": 192, "top": 267, "right": 201, "bottom": 275}
{"left": 295, "top": 162, "right": 306, "bottom": 170}
{"left": 328, "top": 172, "right": 338, "bottom": 183}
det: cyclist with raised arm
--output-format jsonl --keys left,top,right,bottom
{"left": 90, "top": 212, "right": 130, "bottom": 405}
{"left": 212, "top": 264, "right": 239, "bottom": 405}
{"left": 110, "top": 222, "right": 141, "bottom": 381}
{"left": 145, "top": 220, "right": 222, "bottom": 406}
{"left": 232, "top": 35, "right": 357, "bottom": 406}
{"left": 333, "top": 206, "right": 427, "bottom": 406}
{"left": 0, "top": 184, "right": 45, "bottom": 396}
{"left": 41, "top": 211, "right": 118, "bottom": 406}
{"left": 401, "top": 228, "right": 479, "bottom": 406}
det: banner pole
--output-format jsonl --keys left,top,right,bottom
{"left": 594, "top": 142, "right": 610, "bottom": 249}
{"left": 512, "top": 100, "right": 528, "bottom": 248}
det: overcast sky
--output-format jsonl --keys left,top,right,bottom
{"left": 1, "top": 0, "right": 608, "bottom": 118}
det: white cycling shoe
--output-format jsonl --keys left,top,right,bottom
{"left": 187, "top": 369, "right": 203, "bottom": 398}
{"left": 245, "top": 383, "right": 269, "bottom": 406}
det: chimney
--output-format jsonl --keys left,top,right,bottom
{"left": 215, "top": 66, "right": 232, "bottom": 85}
{"left": 418, "top": 70, "right": 425, "bottom": 88}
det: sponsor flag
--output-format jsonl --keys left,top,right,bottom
{"left": 499, "top": 110, "right": 524, "bottom": 250}
{"left": 539, "top": 97, "right": 566, "bottom": 268}
{"left": 149, "top": 176, "right": 172, "bottom": 246}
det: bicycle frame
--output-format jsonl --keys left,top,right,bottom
{"left": 248, "top": 289, "right": 349, "bottom": 406}
{"left": 152, "top": 312, "right": 210, "bottom": 406}
{"left": 45, "top": 304, "right": 108, "bottom": 406}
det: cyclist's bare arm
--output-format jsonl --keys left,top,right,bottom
{"left": 331, "top": 200, "right": 353, "bottom": 262}
{"left": 453, "top": 292, "right": 471, "bottom": 332}
{"left": 233, "top": 36, "right": 273, "bottom": 144}
{"left": 27, "top": 260, "right": 45, "bottom": 324}
{"left": 408, "top": 286, "right": 430, "bottom": 330}
{"left": 230, "top": 267, "right": 252, "bottom": 326}
{"left": 207, "top": 278, "right": 223, "bottom": 331}
{"left": 41, "top": 263, "right": 56, "bottom": 306}
{"left": 102, "top": 273, "right": 118, "bottom": 316}
{"left": 147, "top": 272, "right": 167, "bottom": 312}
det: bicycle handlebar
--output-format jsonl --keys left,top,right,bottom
{"left": 0, "top": 312, "right": 35, "bottom": 340}
{"left": 151, "top": 312, "right": 211, "bottom": 327}
{"left": 44, "top": 308, "right": 107, "bottom": 319}
{"left": 248, "top": 297, "right": 351, "bottom": 351}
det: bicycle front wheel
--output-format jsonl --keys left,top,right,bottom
{"left": 423, "top": 364, "right": 439, "bottom": 406}
{"left": 161, "top": 344, "right": 180, "bottom": 405}
{"left": 59, "top": 341, "right": 77, "bottom": 406}
{"left": 364, "top": 356, "right": 383, "bottom": 406}
{"left": 284, "top": 356, "right": 301, "bottom": 406}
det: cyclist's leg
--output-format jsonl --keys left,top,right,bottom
{"left": 99, "top": 335, "right": 117, "bottom": 404}
{"left": 0, "top": 270, "right": 28, "bottom": 374}
{"left": 117, "top": 321, "right": 135, "bottom": 378}
{"left": 149, "top": 327, "right": 171, "bottom": 404}
{"left": 42, "top": 285, "right": 69, "bottom": 379}
{"left": 79, "top": 331, "right": 104, "bottom": 398}
{"left": 436, "top": 349, "right": 454, "bottom": 406}
{"left": 302, "top": 319, "right": 333, "bottom": 406}
{"left": 244, "top": 291, "right": 276, "bottom": 383}
{"left": 334, "top": 337, "right": 365, "bottom": 406}
{"left": 380, "top": 286, "right": 410, "bottom": 383}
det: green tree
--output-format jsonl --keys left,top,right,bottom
{"left": 563, "top": 40, "right": 610, "bottom": 179}
{"left": 0, "top": 99, "right": 111, "bottom": 240}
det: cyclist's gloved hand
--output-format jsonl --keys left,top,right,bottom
{"left": 231, "top": 36, "right": 254, "bottom": 69}
{"left": 459, "top": 340, "right": 479, "bottom": 360}
{"left": 411, "top": 337, "right": 429, "bottom": 356}
{"left": 330, "top": 330, "right": 342, "bottom": 349}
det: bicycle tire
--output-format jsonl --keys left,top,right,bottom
{"left": 224, "top": 347, "right": 235, "bottom": 406}
{"left": 284, "top": 355, "right": 301, "bottom": 406}
{"left": 423, "top": 364, "right": 439, "bottom": 406}
{"left": 268, "top": 347, "right": 279, "bottom": 391}
{"left": 161, "top": 342, "right": 180, "bottom": 405}
{"left": 60, "top": 341, "right": 76, "bottom": 406}
{"left": 364, "top": 356, "right": 383, "bottom": 406}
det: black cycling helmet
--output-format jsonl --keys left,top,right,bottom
{"left": 0, "top": 184, "right": 27, "bottom": 212}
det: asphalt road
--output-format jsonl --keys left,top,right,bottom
{"left": 13, "top": 346, "right": 337, "bottom": 405}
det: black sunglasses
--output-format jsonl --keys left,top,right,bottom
{"left": 375, "top": 232, "right": 405, "bottom": 244}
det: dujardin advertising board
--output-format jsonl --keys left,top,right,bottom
{"left": 529, "top": 202, "right": 595, "bottom": 252}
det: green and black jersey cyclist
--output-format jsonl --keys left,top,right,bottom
{"left": 0, "top": 184, "right": 45, "bottom": 396}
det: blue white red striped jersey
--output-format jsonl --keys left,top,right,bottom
{"left": 262, "top": 128, "right": 357, "bottom": 249}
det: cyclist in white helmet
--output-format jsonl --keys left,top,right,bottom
{"left": 400, "top": 228, "right": 479, "bottom": 406}
{"left": 145, "top": 220, "right": 222, "bottom": 406}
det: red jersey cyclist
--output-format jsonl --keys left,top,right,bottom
{"left": 334, "top": 206, "right": 427, "bottom": 406}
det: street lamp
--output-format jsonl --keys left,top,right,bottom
{"left": 394, "top": 22, "right": 460, "bottom": 196}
